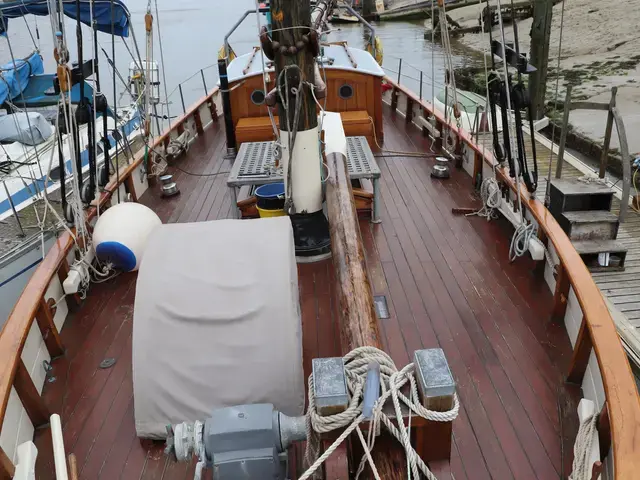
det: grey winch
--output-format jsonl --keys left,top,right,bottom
{"left": 165, "top": 403, "right": 306, "bottom": 480}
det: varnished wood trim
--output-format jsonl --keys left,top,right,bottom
{"left": 194, "top": 110, "right": 205, "bottom": 135}
{"left": 390, "top": 86, "right": 399, "bottom": 112}
{"left": 472, "top": 151, "right": 482, "bottom": 187}
{"left": 387, "top": 77, "right": 640, "bottom": 479}
{"left": 405, "top": 96, "right": 414, "bottom": 124}
{"left": 14, "top": 359, "right": 50, "bottom": 428}
{"left": 598, "top": 403, "right": 611, "bottom": 461}
{"left": 551, "top": 263, "right": 570, "bottom": 324}
{"left": 0, "top": 446, "right": 14, "bottom": 480}
{"left": 567, "top": 317, "right": 593, "bottom": 384}
{"left": 124, "top": 175, "right": 138, "bottom": 203}
{"left": 35, "top": 297, "right": 64, "bottom": 358}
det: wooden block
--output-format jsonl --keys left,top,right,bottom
{"left": 35, "top": 297, "right": 64, "bottom": 358}
{"left": 413, "top": 349, "right": 455, "bottom": 462}
{"left": 560, "top": 210, "right": 619, "bottom": 241}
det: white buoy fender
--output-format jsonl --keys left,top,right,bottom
{"left": 93, "top": 203, "right": 161, "bottom": 271}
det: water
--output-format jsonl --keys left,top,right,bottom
{"left": 0, "top": 0, "right": 479, "bottom": 325}
{"left": 0, "top": 0, "right": 478, "bottom": 119}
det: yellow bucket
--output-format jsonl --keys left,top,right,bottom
{"left": 257, "top": 206, "right": 286, "bottom": 218}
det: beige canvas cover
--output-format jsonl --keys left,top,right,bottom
{"left": 133, "top": 217, "right": 304, "bottom": 438}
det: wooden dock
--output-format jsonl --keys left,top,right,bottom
{"left": 484, "top": 130, "right": 640, "bottom": 349}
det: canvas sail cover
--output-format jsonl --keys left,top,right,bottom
{"left": 0, "top": 0, "right": 131, "bottom": 37}
{"left": 0, "top": 112, "right": 53, "bottom": 145}
{"left": 0, "top": 51, "right": 44, "bottom": 106}
{"left": 133, "top": 217, "right": 305, "bottom": 439}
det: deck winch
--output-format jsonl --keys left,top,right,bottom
{"left": 166, "top": 404, "right": 306, "bottom": 480}
{"left": 431, "top": 156, "right": 451, "bottom": 179}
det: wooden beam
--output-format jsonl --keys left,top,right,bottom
{"left": 325, "top": 151, "right": 408, "bottom": 477}
{"left": 194, "top": 109, "right": 205, "bottom": 136}
{"left": 555, "top": 85, "right": 572, "bottom": 179}
{"left": 569, "top": 102, "right": 609, "bottom": 112}
{"left": 405, "top": 96, "right": 414, "bottom": 124}
{"left": 35, "top": 297, "right": 64, "bottom": 358}
{"left": 551, "top": 262, "right": 570, "bottom": 323}
{"left": 325, "top": 152, "right": 381, "bottom": 351}
{"left": 599, "top": 87, "right": 617, "bottom": 178}
{"left": 0, "top": 447, "right": 14, "bottom": 480}
{"left": 528, "top": 0, "right": 553, "bottom": 120}
{"left": 567, "top": 317, "right": 593, "bottom": 385}
{"left": 14, "top": 359, "right": 50, "bottom": 428}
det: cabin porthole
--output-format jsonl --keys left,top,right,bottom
{"left": 338, "top": 83, "right": 354, "bottom": 100}
{"left": 251, "top": 89, "right": 266, "bottom": 105}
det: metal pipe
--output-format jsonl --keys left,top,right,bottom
{"left": 340, "top": 3, "right": 377, "bottom": 58}
{"left": 397, "top": 58, "right": 402, "bottom": 84}
{"left": 200, "top": 69, "right": 208, "bottom": 95}
{"left": 224, "top": 10, "right": 254, "bottom": 60}
{"left": 419, "top": 71, "right": 423, "bottom": 100}
{"left": 218, "top": 59, "right": 236, "bottom": 154}
{"left": 3, "top": 181, "right": 25, "bottom": 237}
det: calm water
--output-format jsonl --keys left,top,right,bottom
{"left": 0, "top": 0, "right": 478, "bottom": 119}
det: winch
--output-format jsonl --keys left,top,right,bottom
{"left": 165, "top": 404, "right": 306, "bottom": 480}
{"left": 431, "top": 156, "right": 451, "bottom": 179}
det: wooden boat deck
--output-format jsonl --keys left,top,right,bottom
{"left": 32, "top": 108, "right": 579, "bottom": 479}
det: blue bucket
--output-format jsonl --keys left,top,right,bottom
{"left": 255, "top": 182, "right": 285, "bottom": 210}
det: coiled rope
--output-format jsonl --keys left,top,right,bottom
{"left": 468, "top": 177, "right": 501, "bottom": 221}
{"left": 568, "top": 411, "right": 599, "bottom": 480}
{"left": 301, "top": 346, "right": 459, "bottom": 480}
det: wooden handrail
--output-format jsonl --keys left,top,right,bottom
{"left": 387, "top": 77, "right": 640, "bottom": 478}
{"left": 0, "top": 87, "right": 219, "bottom": 476}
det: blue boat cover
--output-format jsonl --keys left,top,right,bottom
{"left": 0, "top": 51, "right": 44, "bottom": 105}
{"left": 0, "top": 0, "right": 130, "bottom": 37}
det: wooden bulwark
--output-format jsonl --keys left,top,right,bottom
{"left": 0, "top": 87, "right": 220, "bottom": 477}
{"left": 386, "top": 77, "right": 640, "bottom": 478}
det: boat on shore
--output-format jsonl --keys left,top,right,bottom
{"left": 0, "top": 1, "right": 638, "bottom": 479}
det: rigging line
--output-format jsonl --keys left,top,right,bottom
{"left": 110, "top": 0, "right": 120, "bottom": 203}
{"left": 0, "top": 13, "right": 45, "bottom": 180}
{"left": 430, "top": 0, "right": 435, "bottom": 108}
{"left": 90, "top": 0, "right": 100, "bottom": 207}
{"left": 154, "top": 0, "right": 171, "bottom": 125}
{"left": 18, "top": 0, "right": 38, "bottom": 50}
{"left": 494, "top": 0, "right": 523, "bottom": 219}
{"left": 544, "top": 0, "right": 565, "bottom": 207}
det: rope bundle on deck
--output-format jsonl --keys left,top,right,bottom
{"left": 302, "top": 346, "right": 459, "bottom": 480}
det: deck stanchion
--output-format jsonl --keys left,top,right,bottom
{"left": 419, "top": 70, "right": 423, "bottom": 100}
{"left": 200, "top": 69, "right": 208, "bottom": 95}
{"left": 178, "top": 84, "right": 187, "bottom": 114}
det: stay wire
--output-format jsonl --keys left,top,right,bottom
{"left": 154, "top": 0, "right": 171, "bottom": 126}
{"left": 110, "top": 0, "right": 120, "bottom": 203}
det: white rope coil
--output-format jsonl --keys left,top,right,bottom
{"left": 468, "top": 177, "right": 501, "bottom": 221}
{"left": 569, "top": 412, "right": 599, "bottom": 480}
{"left": 302, "top": 347, "right": 459, "bottom": 480}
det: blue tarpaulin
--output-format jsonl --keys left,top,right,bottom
{"left": 0, "top": 0, "right": 130, "bottom": 37}
{"left": 0, "top": 51, "right": 44, "bottom": 105}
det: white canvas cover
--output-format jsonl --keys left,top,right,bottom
{"left": 133, "top": 217, "right": 304, "bottom": 439}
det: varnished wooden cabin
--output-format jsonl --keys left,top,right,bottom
{"left": 0, "top": 40, "right": 638, "bottom": 480}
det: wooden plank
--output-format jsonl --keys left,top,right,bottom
{"left": 0, "top": 447, "right": 14, "bottom": 480}
{"left": 34, "top": 296, "right": 64, "bottom": 358}
{"left": 14, "top": 358, "right": 50, "bottom": 428}
{"left": 567, "top": 318, "right": 593, "bottom": 385}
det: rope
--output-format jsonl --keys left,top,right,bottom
{"left": 301, "top": 346, "right": 459, "bottom": 480}
{"left": 568, "top": 412, "right": 599, "bottom": 480}
{"left": 467, "top": 177, "right": 500, "bottom": 221}
{"left": 509, "top": 221, "right": 535, "bottom": 262}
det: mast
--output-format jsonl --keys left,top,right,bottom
{"left": 270, "top": 0, "right": 330, "bottom": 257}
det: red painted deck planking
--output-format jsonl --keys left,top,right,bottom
{"left": 32, "top": 109, "right": 577, "bottom": 479}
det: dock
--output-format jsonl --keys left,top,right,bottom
{"left": 521, "top": 131, "right": 640, "bottom": 361}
